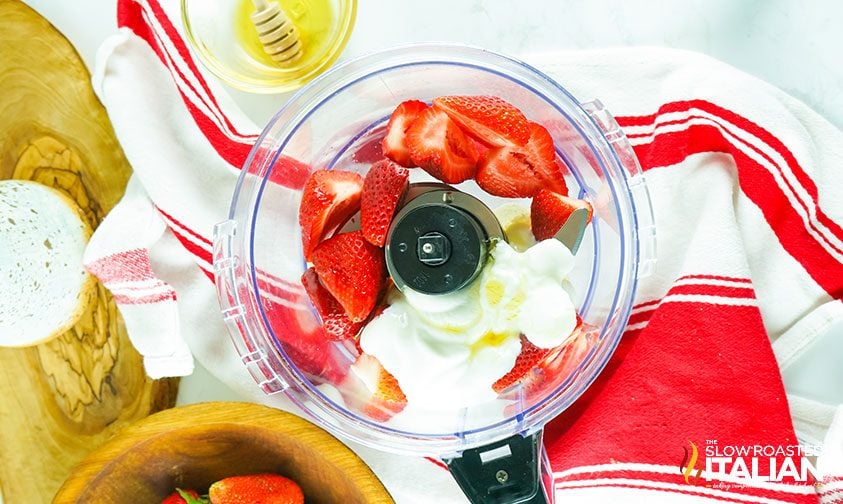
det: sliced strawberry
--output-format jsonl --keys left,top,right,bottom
{"left": 360, "top": 159, "right": 410, "bottom": 246}
{"left": 343, "top": 353, "right": 407, "bottom": 422}
{"left": 471, "top": 137, "right": 491, "bottom": 161}
{"left": 475, "top": 122, "right": 567, "bottom": 198}
{"left": 494, "top": 316, "right": 586, "bottom": 394}
{"left": 492, "top": 336, "right": 551, "bottom": 393}
{"left": 406, "top": 107, "right": 479, "bottom": 184}
{"left": 536, "top": 317, "right": 592, "bottom": 383}
{"left": 353, "top": 130, "right": 386, "bottom": 165}
{"left": 433, "top": 95, "right": 531, "bottom": 146}
{"left": 530, "top": 190, "right": 594, "bottom": 241}
{"left": 267, "top": 154, "right": 312, "bottom": 190}
{"left": 311, "top": 230, "right": 386, "bottom": 322}
{"left": 264, "top": 287, "right": 346, "bottom": 383}
{"left": 301, "top": 268, "right": 363, "bottom": 341}
{"left": 503, "top": 323, "right": 594, "bottom": 416}
{"left": 299, "top": 170, "right": 364, "bottom": 260}
{"left": 282, "top": 340, "right": 346, "bottom": 384}
{"left": 382, "top": 100, "right": 429, "bottom": 166}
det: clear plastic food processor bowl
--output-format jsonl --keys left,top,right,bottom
{"left": 214, "top": 44, "right": 656, "bottom": 503}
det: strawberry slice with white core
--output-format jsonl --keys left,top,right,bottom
{"left": 299, "top": 170, "right": 363, "bottom": 261}
{"left": 492, "top": 336, "right": 550, "bottom": 393}
{"left": 530, "top": 190, "right": 594, "bottom": 241}
{"left": 382, "top": 100, "right": 429, "bottom": 167}
{"left": 494, "top": 315, "right": 585, "bottom": 393}
{"left": 311, "top": 230, "right": 386, "bottom": 323}
{"left": 361, "top": 159, "right": 410, "bottom": 246}
{"left": 475, "top": 122, "right": 567, "bottom": 198}
{"left": 535, "top": 319, "right": 593, "bottom": 387}
{"left": 344, "top": 353, "right": 407, "bottom": 422}
{"left": 406, "top": 107, "right": 479, "bottom": 184}
{"left": 301, "top": 268, "right": 363, "bottom": 341}
{"left": 433, "top": 95, "right": 531, "bottom": 147}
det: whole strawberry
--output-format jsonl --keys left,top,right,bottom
{"left": 208, "top": 474, "right": 303, "bottom": 504}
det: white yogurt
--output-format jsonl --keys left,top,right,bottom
{"left": 360, "top": 239, "right": 579, "bottom": 409}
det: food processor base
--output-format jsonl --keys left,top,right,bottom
{"left": 444, "top": 430, "right": 553, "bottom": 504}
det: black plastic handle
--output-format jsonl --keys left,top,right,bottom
{"left": 444, "top": 430, "right": 551, "bottom": 504}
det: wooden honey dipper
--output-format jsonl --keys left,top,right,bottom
{"left": 250, "top": 0, "right": 304, "bottom": 65}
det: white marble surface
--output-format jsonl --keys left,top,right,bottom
{"left": 26, "top": 0, "right": 843, "bottom": 129}
{"left": 21, "top": 0, "right": 843, "bottom": 409}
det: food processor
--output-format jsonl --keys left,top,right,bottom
{"left": 214, "top": 44, "right": 656, "bottom": 503}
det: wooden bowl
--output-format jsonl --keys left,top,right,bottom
{"left": 54, "top": 402, "right": 393, "bottom": 503}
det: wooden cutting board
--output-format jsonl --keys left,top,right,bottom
{"left": 0, "top": 1, "right": 178, "bottom": 502}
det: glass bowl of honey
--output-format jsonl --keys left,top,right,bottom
{"left": 181, "top": 0, "right": 356, "bottom": 93}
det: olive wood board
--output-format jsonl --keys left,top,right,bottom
{"left": 0, "top": 1, "right": 178, "bottom": 502}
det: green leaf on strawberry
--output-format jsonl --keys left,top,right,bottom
{"left": 178, "top": 488, "right": 209, "bottom": 504}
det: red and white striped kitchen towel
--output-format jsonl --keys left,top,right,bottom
{"left": 84, "top": 0, "right": 843, "bottom": 501}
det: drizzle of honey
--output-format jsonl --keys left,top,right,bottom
{"left": 484, "top": 279, "right": 505, "bottom": 306}
{"left": 469, "top": 331, "right": 514, "bottom": 357}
